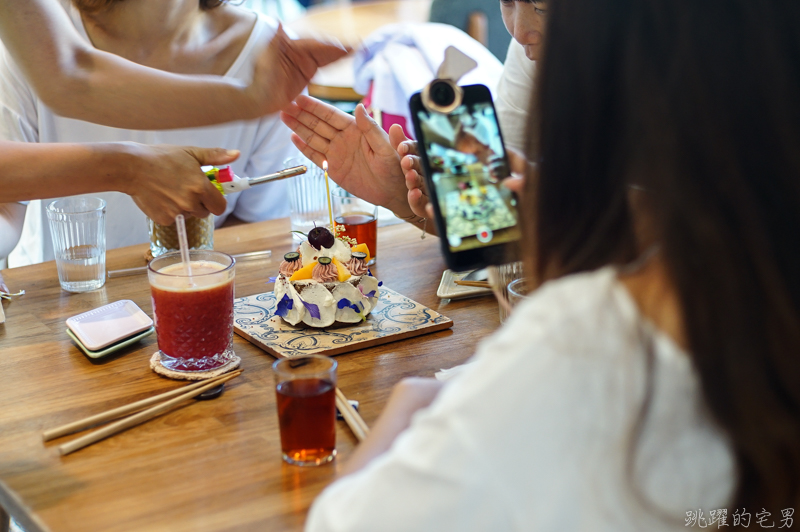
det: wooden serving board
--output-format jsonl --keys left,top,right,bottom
{"left": 233, "top": 286, "right": 453, "bottom": 358}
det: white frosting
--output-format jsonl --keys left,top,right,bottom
{"left": 277, "top": 239, "right": 378, "bottom": 328}
{"left": 275, "top": 273, "right": 381, "bottom": 327}
{"left": 299, "top": 239, "right": 353, "bottom": 266}
{"left": 273, "top": 276, "right": 306, "bottom": 326}
{"left": 295, "top": 282, "right": 337, "bottom": 327}
{"left": 332, "top": 282, "right": 368, "bottom": 324}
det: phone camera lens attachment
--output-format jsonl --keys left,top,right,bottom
{"left": 421, "top": 78, "right": 463, "bottom": 114}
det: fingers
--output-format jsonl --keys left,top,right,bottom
{"left": 301, "top": 40, "right": 350, "bottom": 68}
{"left": 387, "top": 123, "right": 411, "bottom": 151}
{"left": 191, "top": 147, "right": 240, "bottom": 167}
{"left": 502, "top": 175, "right": 525, "bottom": 197}
{"left": 400, "top": 153, "right": 424, "bottom": 179}
{"left": 506, "top": 147, "right": 530, "bottom": 175}
{"left": 281, "top": 111, "right": 333, "bottom": 154}
{"left": 295, "top": 94, "right": 354, "bottom": 131}
{"left": 407, "top": 187, "right": 429, "bottom": 220}
{"left": 353, "top": 104, "right": 392, "bottom": 153}
{"left": 184, "top": 147, "right": 234, "bottom": 216}
{"left": 397, "top": 140, "right": 418, "bottom": 157}
{"left": 289, "top": 133, "right": 328, "bottom": 169}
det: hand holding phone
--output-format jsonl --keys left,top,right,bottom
{"left": 409, "top": 84, "right": 521, "bottom": 271}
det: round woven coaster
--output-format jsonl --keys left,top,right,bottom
{"left": 150, "top": 352, "right": 241, "bottom": 381}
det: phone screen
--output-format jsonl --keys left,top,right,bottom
{"left": 415, "top": 97, "right": 521, "bottom": 254}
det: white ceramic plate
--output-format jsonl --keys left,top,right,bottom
{"left": 436, "top": 269, "right": 493, "bottom": 300}
{"left": 66, "top": 300, "right": 153, "bottom": 351}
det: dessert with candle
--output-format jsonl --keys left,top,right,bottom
{"left": 273, "top": 226, "right": 380, "bottom": 327}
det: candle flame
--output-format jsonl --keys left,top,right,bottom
{"left": 322, "top": 160, "right": 328, "bottom": 172}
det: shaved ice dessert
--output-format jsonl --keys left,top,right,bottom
{"left": 274, "top": 226, "right": 380, "bottom": 327}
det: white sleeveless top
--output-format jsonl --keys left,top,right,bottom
{"left": 0, "top": 8, "right": 298, "bottom": 266}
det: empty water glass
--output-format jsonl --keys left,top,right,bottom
{"left": 284, "top": 156, "right": 330, "bottom": 241}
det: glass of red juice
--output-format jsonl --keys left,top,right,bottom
{"left": 332, "top": 189, "right": 378, "bottom": 265}
{"left": 272, "top": 355, "right": 337, "bottom": 466}
{"left": 148, "top": 250, "right": 235, "bottom": 372}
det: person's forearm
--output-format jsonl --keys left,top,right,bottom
{"left": 0, "top": 0, "right": 259, "bottom": 130}
{"left": 0, "top": 141, "right": 136, "bottom": 202}
{"left": 340, "top": 378, "right": 443, "bottom": 477}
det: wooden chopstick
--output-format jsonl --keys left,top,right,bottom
{"left": 57, "top": 371, "right": 242, "bottom": 456}
{"left": 335, "top": 388, "right": 369, "bottom": 442}
{"left": 43, "top": 372, "right": 240, "bottom": 442}
{"left": 454, "top": 280, "right": 491, "bottom": 288}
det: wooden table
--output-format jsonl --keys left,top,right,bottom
{"left": 0, "top": 219, "right": 499, "bottom": 532}
{"left": 289, "top": 0, "right": 432, "bottom": 101}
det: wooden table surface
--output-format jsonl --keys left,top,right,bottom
{"left": 289, "top": 0, "right": 432, "bottom": 101}
{"left": 0, "top": 218, "right": 499, "bottom": 532}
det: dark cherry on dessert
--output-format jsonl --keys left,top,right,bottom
{"left": 308, "top": 226, "right": 335, "bottom": 250}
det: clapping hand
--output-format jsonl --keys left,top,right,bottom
{"left": 248, "top": 27, "right": 349, "bottom": 117}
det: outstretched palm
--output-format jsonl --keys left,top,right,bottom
{"left": 280, "top": 95, "right": 409, "bottom": 215}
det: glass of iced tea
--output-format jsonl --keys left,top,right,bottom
{"left": 147, "top": 250, "right": 235, "bottom": 372}
{"left": 272, "top": 355, "right": 337, "bottom": 466}
{"left": 332, "top": 189, "right": 378, "bottom": 265}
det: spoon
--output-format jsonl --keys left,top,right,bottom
{"left": 197, "top": 383, "right": 225, "bottom": 400}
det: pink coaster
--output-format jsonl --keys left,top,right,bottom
{"left": 149, "top": 352, "right": 241, "bottom": 381}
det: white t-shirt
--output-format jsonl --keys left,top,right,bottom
{"left": 306, "top": 267, "right": 735, "bottom": 532}
{"left": 496, "top": 39, "right": 536, "bottom": 153}
{"left": 0, "top": 9, "right": 298, "bottom": 266}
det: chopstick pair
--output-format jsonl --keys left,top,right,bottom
{"left": 43, "top": 370, "right": 243, "bottom": 456}
{"left": 454, "top": 280, "right": 491, "bottom": 288}
{"left": 335, "top": 388, "right": 369, "bottom": 442}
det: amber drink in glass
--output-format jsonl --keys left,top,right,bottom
{"left": 273, "top": 355, "right": 337, "bottom": 466}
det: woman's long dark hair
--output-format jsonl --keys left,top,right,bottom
{"left": 525, "top": 0, "right": 800, "bottom": 518}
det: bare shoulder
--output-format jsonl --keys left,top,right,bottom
{"left": 207, "top": 4, "right": 263, "bottom": 44}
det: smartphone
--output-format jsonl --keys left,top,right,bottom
{"left": 409, "top": 84, "right": 521, "bottom": 272}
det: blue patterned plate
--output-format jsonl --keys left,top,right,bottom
{"left": 233, "top": 286, "right": 453, "bottom": 358}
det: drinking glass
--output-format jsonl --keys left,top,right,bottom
{"left": 148, "top": 215, "right": 214, "bottom": 258}
{"left": 148, "top": 250, "right": 235, "bottom": 372}
{"left": 273, "top": 355, "right": 338, "bottom": 466}
{"left": 488, "top": 261, "right": 524, "bottom": 323}
{"left": 507, "top": 277, "right": 532, "bottom": 309}
{"left": 284, "top": 156, "right": 330, "bottom": 242}
{"left": 46, "top": 197, "right": 106, "bottom": 292}
{"left": 332, "top": 189, "right": 378, "bottom": 264}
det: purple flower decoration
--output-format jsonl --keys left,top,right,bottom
{"left": 268, "top": 276, "right": 278, "bottom": 283}
{"left": 302, "top": 300, "right": 321, "bottom": 319}
{"left": 275, "top": 293, "right": 293, "bottom": 317}
{"left": 365, "top": 290, "right": 377, "bottom": 298}
{"left": 337, "top": 298, "right": 352, "bottom": 309}
{"left": 377, "top": 281, "right": 383, "bottom": 287}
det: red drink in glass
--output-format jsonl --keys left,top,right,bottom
{"left": 335, "top": 212, "right": 377, "bottom": 262}
{"left": 276, "top": 378, "right": 336, "bottom": 465}
{"left": 148, "top": 251, "right": 235, "bottom": 372}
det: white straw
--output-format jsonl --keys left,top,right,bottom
{"left": 174, "top": 214, "right": 193, "bottom": 279}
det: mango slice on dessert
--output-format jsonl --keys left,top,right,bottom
{"left": 350, "top": 243, "right": 371, "bottom": 264}
{"left": 332, "top": 257, "right": 351, "bottom": 282}
{"left": 289, "top": 260, "right": 316, "bottom": 281}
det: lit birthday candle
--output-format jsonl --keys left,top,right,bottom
{"left": 323, "top": 160, "right": 336, "bottom": 237}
